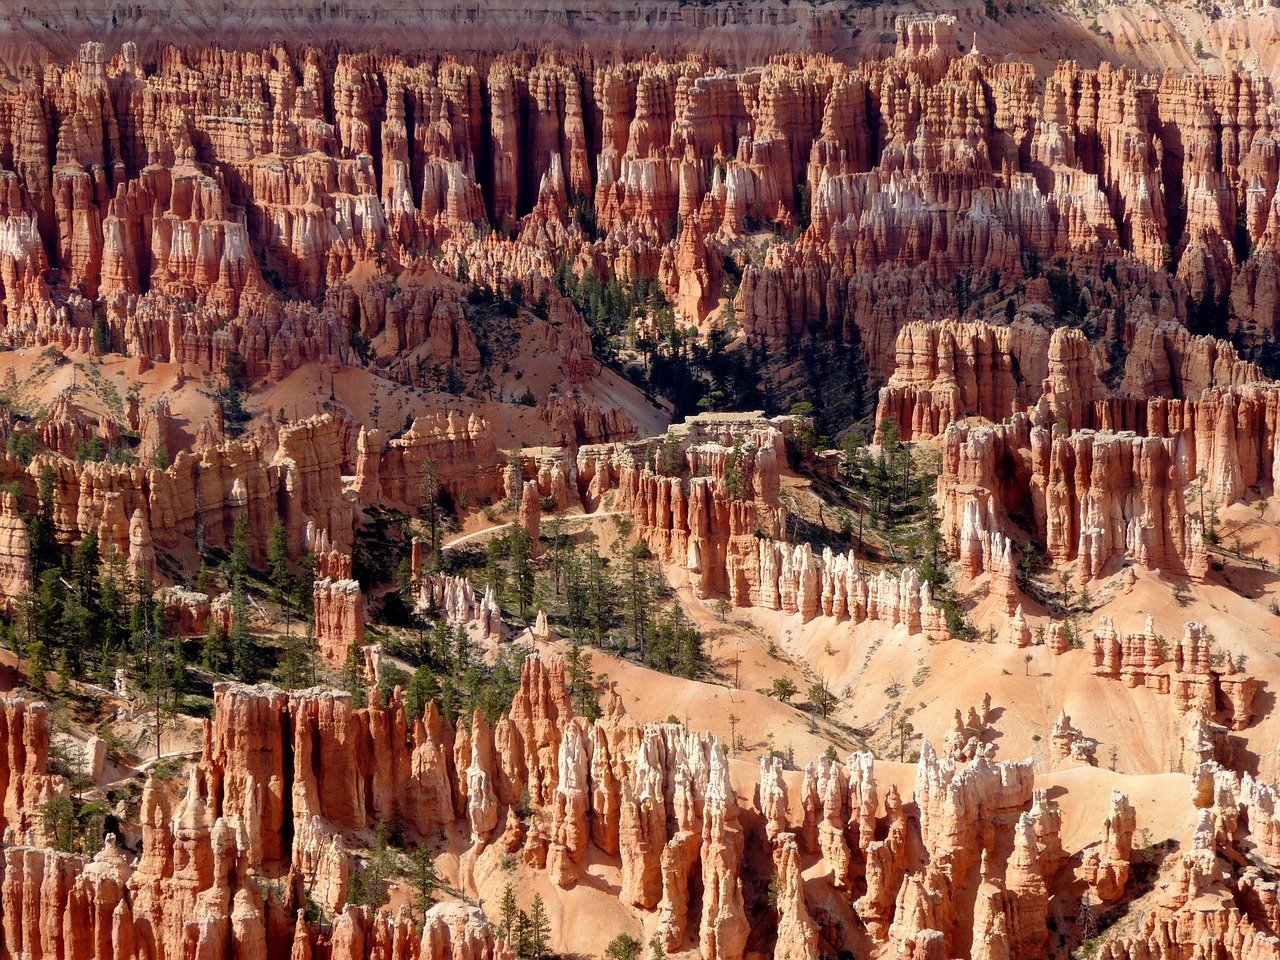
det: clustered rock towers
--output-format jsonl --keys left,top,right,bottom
{"left": 880, "top": 317, "right": 1278, "bottom": 583}
{"left": 0, "top": 22, "right": 1276, "bottom": 378}
{"left": 5, "top": 655, "right": 1277, "bottom": 960}
{"left": 0, "top": 15, "right": 1277, "bottom": 960}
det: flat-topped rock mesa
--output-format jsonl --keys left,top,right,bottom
{"left": 573, "top": 411, "right": 955, "bottom": 638}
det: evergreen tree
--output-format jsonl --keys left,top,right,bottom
{"left": 498, "top": 883, "right": 518, "bottom": 943}
{"left": 97, "top": 552, "right": 127, "bottom": 655}
{"left": 266, "top": 519, "right": 289, "bottom": 605}
{"left": 26, "top": 639, "right": 51, "bottom": 687}
{"left": 54, "top": 649, "right": 72, "bottom": 696}
{"left": 346, "top": 823, "right": 393, "bottom": 909}
{"left": 407, "top": 845, "right": 439, "bottom": 921}
{"left": 27, "top": 464, "right": 57, "bottom": 576}
{"left": 722, "top": 432, "right": 749, "bottom": 500}
{"left": 229, "top": 585, "right": 257, "bottom": 681}
{"left": 564, "top": 643, "right": 600, "bottom": 721}
{"left": 275, "top": 623, "right": 317, "bottom": 690}
{"left": 343, "top": 643, "right": 367, "bottom": 708}
{"left": 527, "top": 895, "right": 549, "bottom": 960}
{"left": 484, "top": 537, "right": 509, "bottom": 607}
{"left": 404, "top": 664, "right": 441, "bottom": 723}
{"left": 58, "top": 598, "right": 92, "bottom": 679}
{"left": 606, "top": 935, "right": 643, "bottom": 960}
{"left": 40, "top": 796, "right": 77, "bottom": 852}
{"left": 508, "top": 528, "right": 535, "bottom": 619}
{"left": 514, "top": 911, "right": 532, "bottom": 958}
{"left": 170, "top": 637, "right": 188, "bottom": 697}
{"left": 230, "top": 513, "right": 251, "bottom": 584}
{"left": 419, "top": 456, "right": 443, "bottom": 573}
{"left": 808, "top": 677, "right": 838, "bottom": 719}
{"left": 293, "top": 551, "right": 317, "bottom": 618}
{"left": 647, "top": 606, "right": 705, "bottom": 679}
{"left": 584, "top": 549, "right": 614, "bottom": 646}
{"left": 203, "top": 621, "right": 229, "bottom": 674}
{"left": 545, "top": 515, "right": 567, "bottom": 595}
{"left": 623, "top": 543, "right": 654, "bottom": 658}
{"left": 72, "top": 530, "right": 100, "bottom": 614}
{"left": 32, "top": 569, "right": 62, "bottom": 651}
{"left": 561, "top": 546, "right": 587, "bottom": 639}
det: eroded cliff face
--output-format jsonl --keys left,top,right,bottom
{"left": 0, "top": 401, "right": 524, "bottom": 609}
{"left": 2, "top": 22, "right": 1280, "bottom": 960}
{"left": 5, "top": 654, "right": 1279, "bottom": 960}
{"left": 918, "top": 324, "right": 1280, "bottom": 583}
{"left": 0, "top": 694, "right": 66, "bottom": 843}
{"left": 0, "top": 31, "right": 1278, "bottom": 407}
{"left": 858, "top": 305, "right": 1280, "bottom": 589}
{"left": 0, "top": 413, "right": 351, "bottom": 577}
{"left": 877, "top": 317, "right": 1266, "bottom": 443}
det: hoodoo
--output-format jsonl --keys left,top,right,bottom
{"left": 1, "top": 7, "right": 1280, "bottom": 960}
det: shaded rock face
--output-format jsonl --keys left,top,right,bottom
{"left": 0, "top": 406, "right": 513, "bottom": 605}
{"left": 876, "top": 315, "right": 1280, "bottom": 586}
{"left": 0, "top": 412, "right": 354, "bottom": 602}
{"left": 877, "top": 318, "right": 1264, "bottom": 444}
{"left": 0, "top": 694, "right": 67, "bottom": 842}
{"left": 938, "top": 412, "right": 1211, "bottom": 581}
{"left": 313, "top": 578, "right": 365, "bottom": 665}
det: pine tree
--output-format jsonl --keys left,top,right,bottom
{"left": 404, "top": 665, "right": 441, "bottom": 722}
{"left": 545, "top": 515, "right": 566, "bottom": 595}
{"left": 26, "top": 639, "right": 51, "bottom": 688}
{"left": 203, "top": 621, "right": 228, "bottom": 674}
{"left": 230, "top": 513, "right": 251, "bottom": 584}
{"left": 562, "top": 546, "right": 587, "bottom": 640}
{"left": 508, "top": 528, "right": 535, "bottom": 618}
{"left": 267, "top": 519, "right": 289, "bottom": 605}
{"left": 275, "top": 624, "right": 316, "bottom": 690}
{"left": 72, "top": 530, "right": 100, "bottom": 614}
{"left": 58, "top": 597, "right": 92, "bottom": 679}
{"left": 606, "top": 935, "right": 643, "bottom": 960}
{"left": 343, "top": 643, "right": 367, "bottom": 708}
{"left": 564, "top": 643, "right": 600, "bottom": 720}
{"left": 97, "top": 551, "right": 126, "bottom": 655}
{"left": 808, "top": 677, "right": 838, "bottom": 719}
{"left": 170, "top": 637, "right": 188, "bottom": 697}
{"left": 40, "top": 795, "right": 77, "bottom": 852}
{"left": 514, "top": 911, "right": 532, "bottom": 958}
{"left": 54, "top": 650, "right": 72, "bottom": 696}
{"left": 294, "top": 551, "right": 317, "bottom": 618}
{"left": 419, "top": 456, "right": 443, "bottom": 573}
{"left": 407, "top": 845, "right": 439, "bottom": 921}
{"left": 585, "top": 549, "right": 614, "bottom": 646}
{"left": 624, "top": 543, "right": 654, "bottom": 658}
{"left": 229, "top": 585, "right": 257, "bottom": 682}
{"left": 722, "top": 432, "right": 748, "bottom": 500}
{"left": 28, "top": 464, "right": 57, "bottom": 576}
{"left": 347, "top": 823, "right": 393, "bottom": 909}
{"left": 499, "top": 883, "right": 518, "bottom": 943}
{"left": 528, "top": 894, "right": 549, "bottom": 959}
